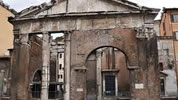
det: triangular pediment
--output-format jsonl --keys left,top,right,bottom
{"left": 67, "top": 0, "right": 141, "bottom": 12}
{"left": 18, "top": 0, "right": 156, "bottom": 18}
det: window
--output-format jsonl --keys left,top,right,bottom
{"left": 60, "top": 53, "right": 62, "bottom": 58}
{"left": 48, "top": 84, "right": 60, "bottom": 99}
{"left": 159, "top": 63, "right": 163, "bottom": 71}
{"left": 172, "top": 15, "right": 178, "bottom": 23}
{"left": 160, "top": 78, "right": 165, "bottom": 96}
{"left": 59, "top": 64, "right": 62, "bottom": 69}
{"left": 31, "top": 70, "right": 62, "bottom": 99}
{"left": 104, "top": 75, "right": 116, "bottom": 96}
{"left": 175, "top": 32, "right": 178, "bottom": 40}
{"left": 31, "top": 83, "right": 41, "bottom": 98}
{"left": 58, "top": 75, "right": 63, "bottom": 79}
{"left": 31, "top": 70, "right": 42, "bottom": 98}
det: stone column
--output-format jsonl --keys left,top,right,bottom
{"left": 15, "top": 34, "right": 30, "bottom": 100}
{"left": 64, "top": 32, "right": 71, "bottom": 100}
{"left": 41, "top": 33, "right": 50, "bottom": 100}
{"left": 96, "top": 49, "right": 102, "bottom": 100}
{"left": 10, "top": 33, "right": 19, "bottom": 100}
{"left": 134, "top": 26, "right": 160, "bottom": 100}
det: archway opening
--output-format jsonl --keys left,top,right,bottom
{"left": 86, "top": 46, "right": 130, "bottom": 100}
{"left": 31, "top": 70, "right": 42, "bottom": 98}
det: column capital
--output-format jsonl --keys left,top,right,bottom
{"left": 19, "top": 34, "right": 29, "bottom": 45}
{"left": 13, "top": 29, "right": 20, "bottom": 35}
{"left": 135, "top": 25, "right": 155, "bottom": 40}
{"left": 64, "top": 31, "right": 71, "bottom": 41}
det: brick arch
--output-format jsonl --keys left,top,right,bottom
{"left": 31, "top": 69, "right": 41, "bottom": 83}
{"left": 71, "top": 28, "right": 138, "bottom": 68}
{"left": 85, "top": 46, "right": 131, "bottom": 99}
{"left": 70, "top": 28, "right": 139, "bottom": 100}
{"left": 85, "top": 45, "right": 129, "bottom": 67}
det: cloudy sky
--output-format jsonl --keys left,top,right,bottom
{"left": 3, "top": 0, "right": 50, "bottom": 11}
{"left": 2, "top": 0, "right": 178, "bottom": 12}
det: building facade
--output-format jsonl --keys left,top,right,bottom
{"left": 0, "top": 2, "right": 14, "bottom": 56}
{"left": 56, "top": 41, "right": 65, "bottom": 83}
{"left": 0, "top": 1, "right": 15, "bottom": 99}
{"left": 9, "top": 0, "right": 160, "bottom": 100}
{"left": 159, "top": 8, "right": 178, "bottom": 98}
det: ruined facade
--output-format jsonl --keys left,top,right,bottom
{"left": 9, "top": 0, "right": 160, "bottom": 100}
{"left": 10, "top": 34, "right": 64, "bottom": 100}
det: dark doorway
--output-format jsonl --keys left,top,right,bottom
{"left": 86, "top": 47, "right": 130, "bottom": 100}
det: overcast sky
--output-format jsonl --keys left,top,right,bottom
{"left": 2, "top": 0, "right": 178, "bottom": 12}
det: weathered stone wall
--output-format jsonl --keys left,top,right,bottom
{"left": 114, "top": 50, "right": 130, "bottom": 92}
{"left": 131, "top": 37, "right": 159, "bottom": 100}
{"left": 28, "top": 36, "right": 43, "bottom": 99}
{"left": 12, "top": 14, "right": 155, "bottom": 34}
{"left": 68, "top": 0, "right": 136, "bottom": 12}
{"left": 70, "top": 28, "right": 138, "bottom": 67}
{"left": 70, "top": 28, "right": 137, "bottom": 100}
{"left": 10, "top": 1, "right": 159, "bottom": 99}
{"left": 69, "top": 27, "right": 159, "bottom": 100}
{"left": 29, "top": 36, "right": 42, "bottom": 83}
{"left": 158, "top": 40, "right": 175, "bottom": 69}
{"left": 10, "top": 35, "right": 42, "bottom": 100}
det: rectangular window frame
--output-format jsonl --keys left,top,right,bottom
{"left": 59, "top": 53, "right": 63, "bottom": 58}
{"left": 172, "top": 14, "right": 178, "bottom": 23}
{"left": 160, "top": 77, "right": 165, "bottom": 96}
{"left": 174, "top": 31, "right": 178, "bottom": 40}
{"left": 103, "top": 73, "right": 118, "bottom": 97}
